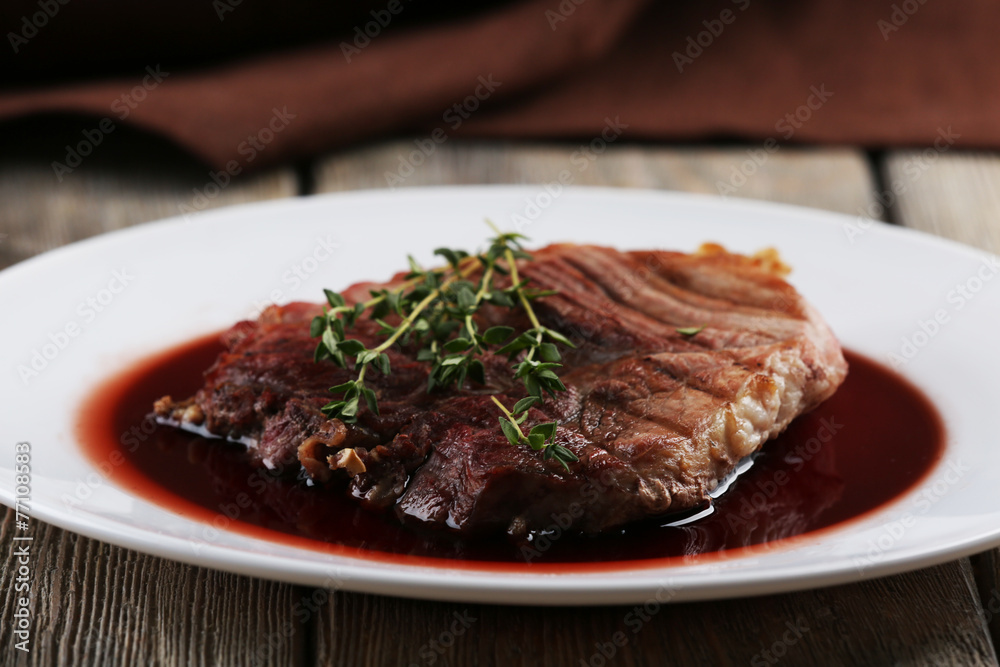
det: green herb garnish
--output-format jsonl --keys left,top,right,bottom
{"left": 492, "top": 395, "right": 578, "bottom": 472}
{"left": 310, "top": 224, "right": 578, "bottom": 471}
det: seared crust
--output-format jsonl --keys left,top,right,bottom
{"left": 155, "top": 244, "right": 847, "bottom": 537}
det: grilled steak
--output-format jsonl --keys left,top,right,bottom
{"left": 155, "top": 243, "right": 848, "bottom": 538}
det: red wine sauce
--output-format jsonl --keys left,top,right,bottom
{"left": 75, "top": 334, "right": 945, "bottom": 572}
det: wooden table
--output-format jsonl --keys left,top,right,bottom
{"left": 3, "top": 126, "right": 1000, "bottom": 665}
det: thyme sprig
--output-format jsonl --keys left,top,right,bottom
{"left": 310, "top": 227, "right": 578, "bottom": 470}
{"left": 491, "top": 396, "right": 578, "bottom": 472}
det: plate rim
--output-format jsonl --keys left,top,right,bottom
{"left": 4, "top": 184, "right": 999, "bottom": 605}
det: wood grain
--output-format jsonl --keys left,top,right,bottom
{"left": 0, "top": 126, "right": 306, "bottom": 666}
{"left": 883, "top": 152, "right": 1000, "bottom": 252}
{"left": 316, "top": 140, "right": 875, "bottom": 216}
{"left": 973, "top": 550, "right": 1000, "bottom": 659}
{"left": 0, "top": 511, "right": 308, "bottom": 666}
{"left": 0, "top": 120, "right": 298, "bottom": 272}
{"left": 319, "top": 561, "right": 993, "bottom": 667}
{"left": 310, "top": 141, "right": 996, "bottom": 666}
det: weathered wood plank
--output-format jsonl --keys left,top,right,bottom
{"left": 0, "top": 510, "right": 308, "bottom": 666}
{"left": 315, "top": 140, "right": 874, "bottom": 216}
{"left": 884, "top": 152, "right": 1000, "bottom": 251}
{"left": 0, "top": 123, "right": 305, "bottom": 666}
{"left": 0, "top": 120, "right": 298, "bottom": 271}
{"left": 319, "top": 561, "right": 991, "bottom": 667}
{"left": 310, "top": 141, "right": 995, "bottom": 666}
{"left": 973, "top": 550, "right": 1000, "bottom": 658}
{"left": 885, "top": 151, "right": 1000, "bottom": 656}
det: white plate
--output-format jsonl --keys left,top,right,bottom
{"left": 3, "top": 186, "right": 1000, "bottom": 605}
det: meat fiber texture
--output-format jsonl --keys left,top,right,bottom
{"left": 155, "top": 244, "right": 848, "bottom": 538}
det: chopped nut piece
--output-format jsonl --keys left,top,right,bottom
{"left": 182, "top": 403, "right": 205, "bottom": 425}
{"left": 329, "top": 448, "right": 367, "bottom": 476}
{"left": 153, "top": 396, "right": 173, "bottom": 417}
{"left": 153, "top": 395, "right": 202, "bottom": 424}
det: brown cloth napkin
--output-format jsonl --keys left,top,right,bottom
{"left": 1, "top": 0, "right": 996, "bottom": 172}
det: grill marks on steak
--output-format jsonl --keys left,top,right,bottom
{"left": 154, "top": 244, "right": 847, "bottom": 538}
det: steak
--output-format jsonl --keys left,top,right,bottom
{"left": 154, "top": 243, "right": 848, "bottom": 538}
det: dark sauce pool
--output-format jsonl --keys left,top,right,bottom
{"left": 76, "top": 334, "right": 945, "bottom": 572}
